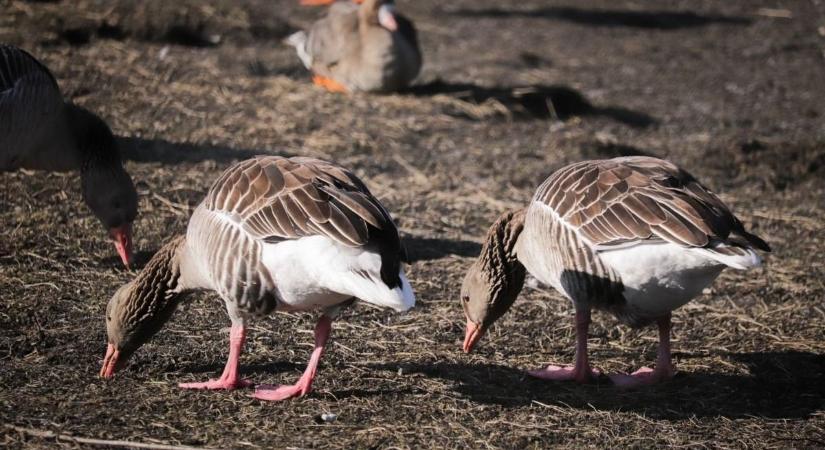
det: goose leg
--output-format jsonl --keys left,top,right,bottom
{"left": 179, "top": 323, "right": 253, "bottom": 390}
{"left": 528, "top": 309, "right": 601, "bottom": 383}
{"left": 609, "top": 313, "right": 676, "bottom": 388}
{"left": 253, "top": 315, "right": 333, "bottom": 401}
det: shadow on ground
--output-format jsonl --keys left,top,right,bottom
{"left": 100, "top": 248, "right": 157, "bottom": 271}
{"left": 405, "top": 81, "right": 656, "bottom": 127}
{"left": 118, "top": 136, "right": 285, "bottom": 164}
{"left": 447, "top": 7, "right": 752, "bottom": 30}
{"left": 402, "top": 235, "right": 481, "bottom": 262}
{"left": 370, "top": 351, "right": 825, "bottom": 420}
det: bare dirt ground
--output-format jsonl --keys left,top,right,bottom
{"left": 1, "top": 0, "right": 824, "bottom": 448}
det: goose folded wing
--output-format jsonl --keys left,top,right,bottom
{"left": 204, "top": 156, "right": 394, "bottom": 247}
{"left": 538, "top": 157, "right": 767, "bottom": 252}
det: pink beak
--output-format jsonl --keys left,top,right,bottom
{"left": 378, "top": 4, "right": 398, "bottom": 31}
{"left": 100, "top": 343, "right": 120, "bottom": 378}
{"left": 463, "top": 320, "right": 485, "bottom": 353}
{"left": 109, "top": 223, "right": 133, "bottom": 269}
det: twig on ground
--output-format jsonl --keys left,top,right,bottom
{"left": 4, "top": 424, "right": 217, "bottom": 450}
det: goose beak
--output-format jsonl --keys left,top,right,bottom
{"left": 463, "top": 320, "right": 485, "bottom": 353}
{"left": 109, "top": 223, "right": 133, "bottom": 269}
{"left": 378, "top": 4, "right": 398, "bottom": 31}
{"left": 100, "top": 343, "right": 120, "bottom": 378}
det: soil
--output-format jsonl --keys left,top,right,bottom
{"left": 1, "top": 0, "right": 824, "bottom": 448}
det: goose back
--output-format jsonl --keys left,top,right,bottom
{"left": 531, "top": 157, "right": 769, "bottom": 253}
{"left": 0, "top": 45, "right": 69, "bottom": 170}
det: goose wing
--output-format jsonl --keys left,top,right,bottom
{"left": 534, "top": 156, "right": 770, "bottom": 253}
{"left": 0, "top": 46, "right": 64, "bottom": 163}
{"left": 203, "top": 155, "right": 398, "bottom": 249}
{"left": 0, "top": 45, "right": 59, "bottom": 94}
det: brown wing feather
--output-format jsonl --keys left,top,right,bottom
{"left": 204, "top": 155, "right": 393, "bottom": 248}
{"left": 535, "top": 157, "right": 770, "bottom": 251}
{"left": 202, "top": 156, "right": 405, "bottom": 288}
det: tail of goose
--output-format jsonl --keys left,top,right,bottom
{"left": 285, "top": 31, "right": 313, "bottom": 69}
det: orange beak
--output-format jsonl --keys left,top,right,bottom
{"left": 109, "top": 223, "right": 133, "bottom": 269}
{"left": 100, "top": 343, "right": 120, "bottom": 378}
{"left": 463, "top": 320, "right": 485, "bottom": 353}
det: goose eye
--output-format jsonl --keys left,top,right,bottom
{"left": 462, "top": 296, "right": 470, "bottom": 303}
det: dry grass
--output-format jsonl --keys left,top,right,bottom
{"left": 1, "top": 0, "right": 824, "bottom": 448}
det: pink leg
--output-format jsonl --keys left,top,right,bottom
{"left": 528, "top": 310, "right": 601, "bottom": 383}
{"left": 253, "top": 316, "right": 332, "bottom": 401}
{"left": 609, "top": 314, "right": 676, "bottom": 388}
{"left": 179, "top": 324, "right": 253, "bottom": 390}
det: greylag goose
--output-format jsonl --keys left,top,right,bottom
{"left": 100, "top": 156, "right": 415, "bottom": 401}
{"left": 460, "top": 156, "right": 770, "bottom": 387}
{"left": 0, "top": 45, "right": 137, "bottom": 268}
{"left": 286, "top": 0, "right": 421, "bottom": 93}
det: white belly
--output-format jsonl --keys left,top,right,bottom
{"left": 261, "top": 235, "right": 415, "bottom": 313}
{"left": 599, "top": 242, "right": 725, "bottom": 318}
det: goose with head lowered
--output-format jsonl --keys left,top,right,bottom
{"left": 286, "top": 0, "right": 421, "bottom": 93}
{"left": 460, "top": 156, "right": 770, "bottom": 387}
{"left": 0, "top": 45, "right": 138, "bottom": 268}
{"left": 100, "top": 156, "right": 415, "bottom": 401}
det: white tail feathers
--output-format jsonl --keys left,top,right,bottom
{"left": 285, "top": 31, "right": 312, "bottom": 69}
{"left": 393, "top": 271, "right": 416, "bottom": 312}
{"left": 698, "top": 246, "right": 763, "bottom": 270}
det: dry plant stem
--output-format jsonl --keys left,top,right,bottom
{"left": 5, "top": 424, "right": 216, "bottom": 450}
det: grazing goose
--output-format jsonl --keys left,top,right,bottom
{"left": 460, "top": 157, "right": 770, "bottom": 387}
{"left": 100, "top": 156, "right": 415, "bottom": 401}
{"left": 286, "top": 0, "right": 421, "bottom": 93}
{"left": 0, "top": 45, "right": 137, "bottom": 268}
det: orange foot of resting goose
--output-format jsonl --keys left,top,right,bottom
{"left": 312, "top": 75, "right": 348, "bottom": 93}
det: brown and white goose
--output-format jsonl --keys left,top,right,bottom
{"left": 0, "top": 45, "right": 137, "bottom": 267}
{"left": 100, "top": 156, "right": 415, "bottom": 401}
{"left": 286, "top": 0, "right": 421, "bottom": 93}
{"left": 460, "top": 156, "right": 770, "bottom": 387}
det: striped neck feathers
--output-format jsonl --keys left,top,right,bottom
{"left": 106, "top": 236, "right": 186, "bottom": 358}
{"left": 462, "top": 209, "right": 527, "bottom": 328}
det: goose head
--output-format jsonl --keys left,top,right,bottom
{"left": 68, "top": 104, "right": 138, "bottom": 268}
{"left": 100, "top": 237, "right": 184, "bottom": 378}
{"left": 82, "top": 166, "right": 138, "bottom": 268}
{"left": 361, "top": 0, "right": 398, "bottom": 31}
{"left": 461, "top": 209, "right": 527, "bottom": 353}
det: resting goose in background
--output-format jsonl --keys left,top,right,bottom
{"left": 461, "top": 156, "right": 770, "bottom": 388}
{"left": 286, "top": 0, "right": 421, "bottom": 93}
{"left": 100, "top": 156, "right": 415, "bottom": 401}
{"left": 0, "top": 45, "right": 137, "bottom": 268}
